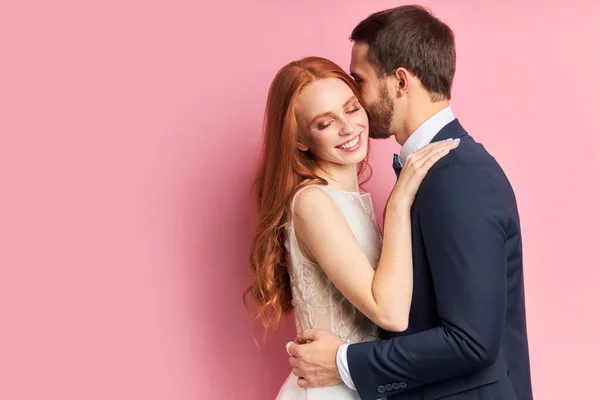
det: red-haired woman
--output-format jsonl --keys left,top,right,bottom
{"left": 245, "top": 57, "right": 458, "bottom": 399}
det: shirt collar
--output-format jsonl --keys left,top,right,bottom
{"left": 398, "top": 107, "right": 455, "bottom": 166}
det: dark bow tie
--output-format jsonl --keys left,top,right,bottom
{"left": 393, "top": 153, "right": 402, "bottom": 178}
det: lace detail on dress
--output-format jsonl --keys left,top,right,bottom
{"left": 286, "top": 185, "right": 382, "bottom": 344}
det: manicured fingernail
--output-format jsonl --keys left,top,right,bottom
{"left": 446, "top": 138, "right": 453, "bottom": 141}
{"left": 286, "top": 342, "right": 293, "bottom": 355}
{"left": 452, "top": 138, "right": 460, "bottom": 144}
{"left": 443, "top": 148, "right": 450, "bottom": 153}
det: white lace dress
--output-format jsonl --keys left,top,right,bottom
{"left": 276, "top": 185, "right": 383, "bottom": 399}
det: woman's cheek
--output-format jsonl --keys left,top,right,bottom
{"left": 352, "top": 111, "right": 368, "bottom": 126}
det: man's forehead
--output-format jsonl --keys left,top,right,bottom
{"left": 350, "top": 42, "right": 370, "bottom": 73}
{"left": 352, "top": 42, "right": 369, "bottom": 55}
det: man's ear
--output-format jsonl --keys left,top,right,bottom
{"left": 393, "top": 67, "right": 411, "bottom": 97}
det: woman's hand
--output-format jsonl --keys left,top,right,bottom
{"left": 389, "top": 138, "right": 460, "bottom": 209}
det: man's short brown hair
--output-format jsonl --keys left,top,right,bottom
{"left": 351, "top": 5, "right": 456, "bottom": 100}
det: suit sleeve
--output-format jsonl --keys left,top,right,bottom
{"left": 347, "top": 163, "right": 509, "bottom": 399}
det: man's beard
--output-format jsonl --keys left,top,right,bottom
{"left": 367, "top": 83, "right": 394, "bottom": 139}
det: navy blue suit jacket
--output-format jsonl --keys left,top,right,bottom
{"left": 347, "top": 120, "right": 533, "bottom": 399}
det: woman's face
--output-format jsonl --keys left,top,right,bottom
{"left": 294, "top": 78, "right": 369, "bottom": 168}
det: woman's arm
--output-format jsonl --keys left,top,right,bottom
{"left": 294, "top": 187, "right": 411, "bottom": 331}
{"left": 293, "top": 139, "right": 458, "bottom": 331}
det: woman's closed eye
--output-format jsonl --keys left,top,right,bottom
{"left": 317, "top": 120, "right": 334, "bottom": 130}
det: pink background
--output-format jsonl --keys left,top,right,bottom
{"left": 1, "top": 1, "right": 599, "bottom": 399}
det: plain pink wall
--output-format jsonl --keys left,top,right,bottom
{"left": 1, "top": 0, "right": 598, "bottom": 399}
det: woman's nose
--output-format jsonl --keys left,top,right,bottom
{"left": 339, "top": 119, "right": 355, "bottom": 135}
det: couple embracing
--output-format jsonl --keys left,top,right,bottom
{"left": 245, "top": 5, "right": 533, "bottom": 400}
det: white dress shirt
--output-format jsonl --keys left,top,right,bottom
{"left": 336, "top": 106, "right": 456, "bottom": 391}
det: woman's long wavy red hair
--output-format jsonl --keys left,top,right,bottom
{"left": 244, "top": 57, "right": 372, "bottom": 338}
